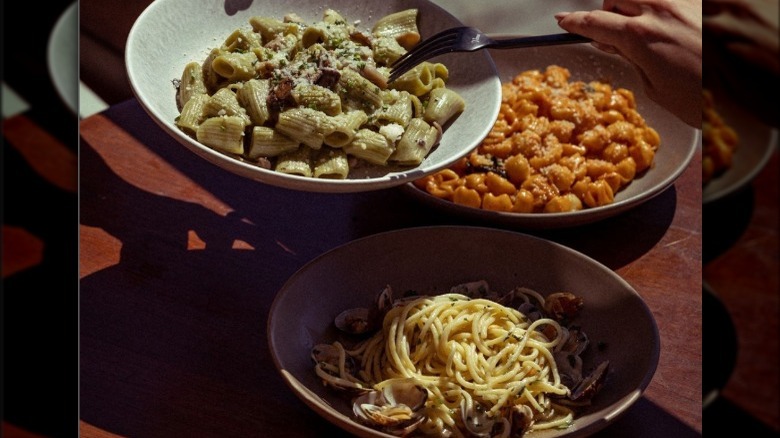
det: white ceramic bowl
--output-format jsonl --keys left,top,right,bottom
{"left": 268, "top": 226, "right": 660, "bottom": 437}
{"left": 403, "top": 45, "right": 701, "bottom": 228}
{"left": 47, "top": 2, "right": 78, "bottom": 114}
{"left": 125, "top": 0, "right": 501, "bottom": 193}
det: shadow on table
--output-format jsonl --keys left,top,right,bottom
{"left": 702, "top": 185, "right": 755, "bottom": 264}
{"left": 704, "top": 397, "right": 778, "bottom": 437}
{"left": 3, "top": 135, "right": 78, "bottom": 437}
{"left": 79, "top": 100, "right": 689, "bottom": 437}
{"left": 100, "top": 100, "right": 676, "bottom": 272}
{"left": 596, "top": 397, "right": 701, "bottom": 437}
{"left": 79, "top": 137, "right": 349, "bottom": 436}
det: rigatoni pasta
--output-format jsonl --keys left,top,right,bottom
{"left": 178, "top": 62, "right": 208, "bottom": 107}
{"left": 174, "top": 8, "right": 465, "bottom": 180}
{"left": 246, "top": 126, "right": 298, "bottom": 159}
{"left": 423, "top": 87, "right": 466, "bottom": 126}
{"left": 196, "top": 116, "right": 246, "bottom": 155}
{"left": 313, "top": 149, "right": 350, "bottom": 179}
{"left": 236, "top": 79, "right": 272, "bottom": 125}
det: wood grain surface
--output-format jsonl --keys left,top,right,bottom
{"left": 78, "top": 99, "right": 704, "bottom": 437}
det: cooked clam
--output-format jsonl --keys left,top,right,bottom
{"left": 461, "top": 400, "right": 494, "bottom": 437}
{"left": 496, "top": 287, "right": 537, "bottom": 310}
{"left": 375, "top": 284, "right": 394, "bottom": 313}
{"left": 570, "top": 360, "right": 610, "bottom": 403}
{"left": 553, "top": 349, "right": 584, "bottom": 391}
{"left": 461, "top": 401, "right": 534, "bottom": 438}
{"left": 508, "top": 404, "right": 534, "bottom": 437}
{"left": 559, "top": 325, "right": 589, "bottom": 356}
{"left": 517, "top": 302, "right": 544, "bottom": 323}
{"left": 352, "top": 377, "right": 428, "bottom": 436}
{"left": 544, "top": 292, "right": 584, "bottom": 322}
{"left": 335, "top": 285, "right": 395, "bottom": 335}
{"left": 334, "top": 307, "right": 373, "bottom": 335}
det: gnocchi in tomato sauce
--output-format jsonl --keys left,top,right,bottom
{"left": 413, "top": 65, "right": 661, "bottom": 213}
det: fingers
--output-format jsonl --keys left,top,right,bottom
{"left": 705, "top": 9, "right": 780, "bottom": 50}
{"left": 705, "top": 0, "right": 780, "bottom": 24}
{"left": 704, "top": 12, "right": 756, "bottom": 39}
{"left": 555, "top": 10, "right": 631, "bottom": 48}
{"left": 555, "top": 10, "right": 632, "bottom": 57}
{"left": 603, "top": 0, "right": 644, "bottom": 16}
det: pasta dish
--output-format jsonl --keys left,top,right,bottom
{"left": 702, "top": 89, "right": 739, "bottom": 185}
{"left": 312, "top": 281, "right": 609, "bottom": 437}
{"left": 413, "top": 65, "right": 660, "bottom": 213}
{"left": 174, "top": 8, "right": 465, "bottom": 179}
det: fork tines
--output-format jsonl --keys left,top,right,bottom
{"left": 388, "top": 27, "right": 470, "bottom": 82}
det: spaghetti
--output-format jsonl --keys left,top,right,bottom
{"left": 313, "top": 284, "right": 602, "bottom": 437}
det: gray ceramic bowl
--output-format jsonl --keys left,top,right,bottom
{"left": 403, "top": 45, "right": 701, "bottom": 228}
{"left": 268, "top": 226, "right": 660, "bottom": 437}
{"left": 702, "top": 92, "right": 778, "bottom": 204}
{"left": 125, "top": 0, "right": 501, "bottom": 193}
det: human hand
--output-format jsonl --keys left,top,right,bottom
{"left": 555, "top": 0, "right": 702, "bottom": 128}
{"left": 703, "top": 0, "right": 779, "bottom": 127}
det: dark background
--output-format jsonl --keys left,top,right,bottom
{"left": 2, "top": 1, "right": 79, "bottom": 436}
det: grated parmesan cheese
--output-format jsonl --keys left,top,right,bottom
{"left": 379, "top": 123, "right": 404, "bottom": 142}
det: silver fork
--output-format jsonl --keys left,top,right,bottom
{"left": 388, "top": 27, "right": 592, "bottom": 82}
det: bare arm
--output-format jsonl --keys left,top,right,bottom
{"left": 555, "top": 0, "right": 702, "bottom": 128}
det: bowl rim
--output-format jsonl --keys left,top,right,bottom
{"left": 703, "top": 128, "right": 778, "bottom": 204}
{"left": 402, "top": 130, "right": 700, "bottom": 229}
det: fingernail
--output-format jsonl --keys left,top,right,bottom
{"left": 554, "top": 12, "right": 570, "bottom": 22}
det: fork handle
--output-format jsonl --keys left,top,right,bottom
{"left": 487, "top": 33, "right": 591, "bottom": 49}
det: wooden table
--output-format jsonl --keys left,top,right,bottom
{"left": 79, "top": 99, "right": 703, "bottom": 437}
{"left": 703, "top": 146, "right": 779, "bottom": 434}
